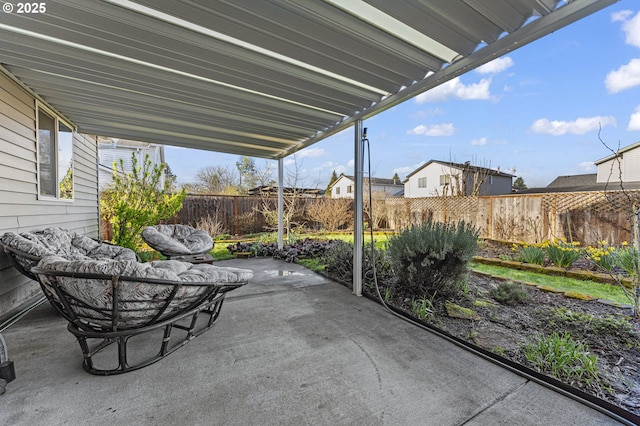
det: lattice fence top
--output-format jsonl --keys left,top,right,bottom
{"left": 541, "top": 190, "right": 640, "bottom": 213}
{"left": 387, "top": 196, "right": 480, "bottom": 212}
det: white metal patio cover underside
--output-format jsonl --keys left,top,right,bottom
{"left": 0, "top": 0, "right": 616, "bottom": 159}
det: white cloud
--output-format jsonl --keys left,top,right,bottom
{"left": 605, "top": 58, "right": 640, "bottom": 93}
{"left": 407, "top": 123, "right": 456, "bottom": 136}
{"left": 347, "top": 159, "right": 355, "bottom": 168}
{"left": 415, "top": 77, "right": 491, "bottom": 103}
{"left": 393, "top": 161, "right": 425, "bottom": 177}
{"left": 530, "top": 116, "right": 616, "bottom": 135}
{"left": 476, "top": 57, "right": 514, "bottom": 74}
{"left": 296, "top": 147, "right": 327, "bottom": 158}
{"left": 628, "top": 106, "right": 640, "bottom": 131}
{"left": 470, "top": 137, "right": 487, "bottom": 146}
{"left": 578, "top": 161, "right": 596, "bottom": 172}
{"left": 616, "top": 10, "right": 640, "bottom": 48}
{"left": 612, "top": 10, "right": 633, "bottom": 23}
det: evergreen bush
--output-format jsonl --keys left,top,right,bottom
{"left": 386, "top": 220, "right": 479, "bottom": 297}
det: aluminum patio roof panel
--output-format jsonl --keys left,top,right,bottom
{"left": 0, "top": 0, "right": 617, "bottom": 159}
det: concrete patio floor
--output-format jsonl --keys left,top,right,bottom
{"left": 0, "top": 257, "right": 628, "bottom": 425}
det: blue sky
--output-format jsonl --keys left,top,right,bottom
{"left": 166, "top": 1, "right": 640, "bottom": 189}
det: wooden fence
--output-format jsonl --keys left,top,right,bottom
{"left": 383, "top": 190, "right": 640, "bottom": 245}
{"left": 103, "top": 190, "right": 639, "bottom": 245}
{"left": 171, "top": 194, "right": 337, "bottom": 235}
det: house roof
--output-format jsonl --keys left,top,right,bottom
{"left": 519, "top": 173, "right": 640, "bottom": 194}
{"left": 546, "top": 174, "right": 597, "bottom": 188}
{"left": 247, "top": 185, "right": 323, "bottom": 196}
{"left": 0, "top": 1, "right": 615, "bottom": 160}
{"left": 405, "top": 160, "right": 515, "bottom": 180}
{"left": 594, "top": 140, "right": 640, "bottom": 165}
{"left": 329, "top": 174, "right": 403, "bottom": 189}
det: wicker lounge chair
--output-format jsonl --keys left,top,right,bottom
{"left": 31, "top": 256, "right": 253, "bottom": 375}
{"left": 141, "top": 224, "right": 215, "bottom": 262}
{"left": 0, "top": 227, "right": 138, "bottom": 280}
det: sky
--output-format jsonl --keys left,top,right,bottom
{"left": 165, "top": 1, "right": 640, "bottom": 190}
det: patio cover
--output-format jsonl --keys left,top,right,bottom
{"left": 0, "top": 0, "right": 616, "bottom": 159}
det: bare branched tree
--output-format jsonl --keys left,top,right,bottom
{"left": 306, "top": 198, "right": 352, "bottom": 232}
{"left": 258, "top": 155, "right": 316, "bottom": 240}
{"left": 183, "top": 165, "right": 239, "bottom": 194}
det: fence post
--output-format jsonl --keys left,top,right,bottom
{"left": 233, "top": 196, "right": 238, "bottom": 235}
{"left": 489, "top": 197, "right": 493, "bottom": 240}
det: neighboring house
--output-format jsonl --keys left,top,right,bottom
{"left": 521, "top": 142, "right": 640, "bottom": 194}
{"left": 595, "top": 141, "right": 640, "bottom": 184}
{"left": 98, "top": 138, "right": 166, "bottom": 190}
{"left": 329, "top": 174, "right": 403, "bottom": 199}
{"left": 0, "top": 71, "right": 100, "bottom": 319}
{"left": 403, "top": 160, "right": 514, "bottom": 198}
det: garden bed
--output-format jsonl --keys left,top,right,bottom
{"left": 356, "top": 239, "right": 640, "bottom": 418}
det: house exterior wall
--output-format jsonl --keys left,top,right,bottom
{"left": 404, "top": 164, "right": 462, "bottom": 198}
{"left": 331, "top": 175, "right": 402, "bottom": 198}
{"left": 98, "top": 141, "right": 165, "bottom": 190}
{"left": 597, "top": 158, "right": 623, "bottom": 183}
{"left": 473, "top": 173, "right": 513, "bottom": 195}
{"left": 596, "top": 145, "right": 640, "bottom": 183}
{"left": 0, "top": 71, "right": 100, "bottom": 320}
{"left": 331, "top": 175, "right": 355, "bottom": 198}
{"left": 405, "top": 163, "right": 512, "bottom": 197}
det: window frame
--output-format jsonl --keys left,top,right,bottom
{"left": 347, "top": 185, "right": 353, "bottom": 194}
{"left": 418, "top": 176, "right": 427, "bottom": 188}
{"left": 36, "top": 102, "right": 75, "bottom": 201}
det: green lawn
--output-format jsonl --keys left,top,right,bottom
{"left": 470, "top": 262, "right": 630, "bottom": 305}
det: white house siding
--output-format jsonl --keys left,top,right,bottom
{"left": 405, "top": 164, "right": 462, "bottom": 198}
{"left": 597, "top": 158, "right": 623, "bottom": 183}
{"left": 0, "top": 71, "right": 100, "bottom": 320}
{"left": 98, "top": 141, "right": 165, "bottom": 190}
{"left": 405, "top": 163, "right": 512, "bottom": 198}
{"left": 331, "top": 175, "right": 355, "bottom": 199}
{"left": 596, "top": 144, "right": 640, "bottom": 184}
{"left": 625, "top": 148, "right": 640, "bottom": 181}
{"left": 331, "top": 175, "right": 402, "bottom": 198}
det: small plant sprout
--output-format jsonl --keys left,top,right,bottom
{"left": 411, "top": 294, "right": 436, "bottom": 320}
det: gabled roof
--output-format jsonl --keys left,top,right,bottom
{"left": 405, "top": 160, "right": 515, "bottom": 180}
{"left": 247, "top": 185, "right": 323, "bottom": 196}
{"left": 329, "top": 174, "right": 403, "bottom": 189}
{"left": 517, "top": 173, "right": 640, "bottom": 193}
{"left": 594, "top": 141, "right": 640, "bottom": 165}
{"left": 0, "top": 0, "right": 615, "bottom": 159}
{"left": 546, "top": 174, "right": 597, "bottom": 188}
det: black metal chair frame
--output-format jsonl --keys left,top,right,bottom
{"left": 30, "top": 267, "right": 244, "bottom": 375}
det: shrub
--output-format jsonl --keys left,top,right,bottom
{"left": 386, "top": 220, "right": 479, "bottom": 297}
{"left": 544, "top": 240, "right": 582, "bottom": 268}
{"left": 490, "top": 282, "right": 530, "bottom": 305}
{"left": 306, "top": 198, "right": 351, "bottom": 232}
{"left": 322, "top": 240, "right": 394, "bottom": 289}
{"left": 196, "top": 211, "right": 227, "bottom": 238}
{"left": 100, "top": 153, "right": 186, "bottom": 250}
